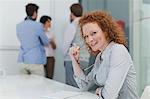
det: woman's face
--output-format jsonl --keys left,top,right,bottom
{"left": 82, "top": 22, "right": 108, "bottom": 52}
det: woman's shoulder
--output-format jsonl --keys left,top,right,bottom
{"left": 110, "top": 42, "right": 130, "bottom": 57}
{"left": 109, "top": 43, "right": 132, "bottom": 66}
{"left": 111, "top": 43, "right": 127, "bottom": 51}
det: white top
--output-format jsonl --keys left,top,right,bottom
{"left": 140, "top": 86, "right": 150, "bottom": 99}
{"left": 63, "top": 18, "right": 89, "bottom": 62}
{"left": 0, "top": 75, "right": 99, "bottom": 99}
{"left": 74, "top": 42, "right": 139, "bottom": 99}
{"left": 44, "top": 31, "right": 55, "bottom": 57}
{"left": 63, "top": 19, "right": 77, "bottom": 60}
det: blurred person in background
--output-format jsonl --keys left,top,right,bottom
{"left": 62, "top": 3, "right": 90, "bottom": 87}
{"left": 40, "top": 15, "right": 56, "bottom": 79}
{"left": 16, "top": 3, "right": 48, "bottom": 76}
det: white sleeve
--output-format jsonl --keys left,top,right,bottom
{"left": 74, "top": 68, "right": 95, "bottom": 91}
{"left": 101, "top": 45, "right": 131, "bottom": 99}
{"left": 62, "top": 24, "right": 76, "bottom": 57}
{"left": 49, "top": 31, "right": 54, "bottom": 39}
{"left": 47, "top": 31, "right": 54, "bottom": 41}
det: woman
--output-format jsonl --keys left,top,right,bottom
{"left": 69, "top": 11, "right": 139, "bottom": 99}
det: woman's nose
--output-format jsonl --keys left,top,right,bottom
{"left": 87, "top": 36, "right": 94, "bottom": 43}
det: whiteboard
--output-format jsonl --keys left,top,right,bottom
{"left": 0, "top": 0, "right": 53, "bottom": 49}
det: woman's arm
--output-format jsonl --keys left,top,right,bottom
{"left": 69, "top": 45, "right": 95, "bottom": 91}
{"left": 69, "top": 45, "right": 83, "bottom": 76}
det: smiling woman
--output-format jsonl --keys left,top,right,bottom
{"left": 82, "top": 22, "right": 108, "bottom": 52}
{"left": 69, "top": 10, "right": 139, "bottom": 99}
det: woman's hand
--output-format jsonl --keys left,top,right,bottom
{"left": 69, "top": 44, "right": 80, "bottom": 64}
{"left": 95, "top": 88, "right": 101, "bottom": 96}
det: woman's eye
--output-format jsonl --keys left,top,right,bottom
{"left": 90, "top": 31, "right": 97, "bottom": 36}
{"left": 92, "top": 32, "right": 97, "bottom": 35}
{"left": 84, "top": 36, "right": 88, "bottom": 40}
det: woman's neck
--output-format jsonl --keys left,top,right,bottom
{"left": 100, "top": 42, "right": 109, "bottom": 53}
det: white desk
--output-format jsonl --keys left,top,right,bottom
{"left": 141, "top": 86, "right": 150, "bottom": 99}
{"left": 0, "top": 75, "right": 98, "bottom": 99}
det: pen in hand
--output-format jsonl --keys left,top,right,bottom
{"left": 69, "top": 43, "right": 80, "bottom": 64}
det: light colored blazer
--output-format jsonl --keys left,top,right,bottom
{"left": 74, "top": 42, "right": 139, "bottom": 99}
{"left": 62, "top": 18, "right": 89, "bottom": 62}
{"left": 16, "top": 19, "right": 48, "bottom": 64}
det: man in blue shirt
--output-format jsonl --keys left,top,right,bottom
{"left": 16, "top": 3, "right": 49, "bottom": 76}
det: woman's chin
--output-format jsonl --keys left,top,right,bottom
{"left": 91, "top": 48, "right": 98, "bottom": 52}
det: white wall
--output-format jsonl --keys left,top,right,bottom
{"left": 132, "top": 0, "right": 142, "bottom": 95}
{"left": 139, "top": 3, "right": 150, "bottom": 94}
{"left": 0, "top": 49, "right": 20, "bottom": 75}
{"left": 53, "top": 0, "right": 78, "bottom": 83}
{"left": 0, "top": 0, "right": 78, "bottom": 83}
{"left": 0, "top": 0, "right": 53, "bottom": 47}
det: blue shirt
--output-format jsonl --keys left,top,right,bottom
{"left": 16, "top": 19, "right": 49, "bottom": 64}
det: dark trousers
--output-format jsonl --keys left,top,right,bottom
{"left": 64, "top": 60, "right": 89, "bottom": 88}
{"left": 64, "top": 61, "right": 79, "bottom": 88}
{"left": 44, "top": 57, "right": 55, "bottom": 79}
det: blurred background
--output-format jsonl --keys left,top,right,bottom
{"left": 0, "top": 0, "right": 149, "bottom": 96}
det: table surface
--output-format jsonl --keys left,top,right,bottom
{"left": 0, "top": 75, "right": 98, "bottom": 99}
{"left": 140, "top": 86, "right": 150, "bottom": 99}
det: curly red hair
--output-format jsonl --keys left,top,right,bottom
{"left": 79, "top": 10, "right": 127, "bottom": 55}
